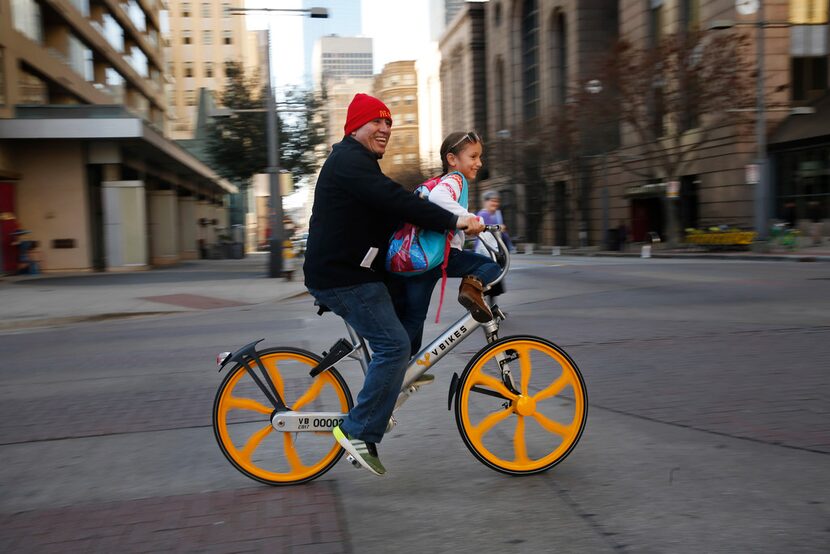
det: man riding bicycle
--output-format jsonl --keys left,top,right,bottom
{"left": 303, "top": 93, "right": 483, "bottom": 475}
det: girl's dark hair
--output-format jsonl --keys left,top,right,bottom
{"left": 439, "top": 131, "right": 483, "bottom": 174}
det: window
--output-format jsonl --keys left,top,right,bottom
{"left": 184, "top": 61, "right": 194, "bottom": 78}
{"left": 550, "top": 11, "right": 567, "bottom": 107}
{"left": 393, "top": 154, "right": 403, "bottom": 165}
{"left": 404, "top": 95, "right": 415, "bottom": 105}
{"left": 792, "top": 57, "right": 828, "bottom": 101}
{"left": 791, "top": 24, "right": 829, "bottom": 102}
{"left": 11, "top": 0, "right": 44, "bottom": 44}
{"left": 201, "top": 2, "right": 211, "bottom": 18}
{"left": 185, "top": 90, "right": 195, "bottom": 105}
{"left": 102, "top": 14, "right": 124, "bottom": 52}
{"left": 223, "top": 30, "right": 232, "bottom": 45}
{"left": 404, "top": 113, "right": 416, "bottom": 124}
{"left": 222, "top": 2, "right": 231, "bottom": 17}
{"left": 651, "top": 79, "right": 666, "bottom": 137}
{"left": 0, "top": 49, "right": 5, "bottom": 105}
{"left": 495, "top": 57, "right": 505, "bottom": 129}
{"left": 680, "top": 0, "right": 700, "bottom": 33}
{"left": 183, "top": 30, "right": 191, "bottom": 45}
{"left": 19, "top": 68, "right": 48, "bottom": 104}
{"left": 203, "top": 30, "right": 212, "bottom": 45}
{"left": 521, "top": 0, "right": 539, "bottom": 121}
{"left": 649, "top": 0, "right": 664, "bottom": 48}
{"left": 181, "top": 2, "right": 191, "bottom": 17}
{"left": 494, "top": 2, "right": 502, "bottom": 26}
{"left": 205, "top": 61, "right": 213, "bottom": 78}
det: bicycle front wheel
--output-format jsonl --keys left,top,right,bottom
{"left": 213, "top": 347, "right": 353, "bottom": 486}
{"left": 454, "top": 336, "right": 587, "bottom": 475}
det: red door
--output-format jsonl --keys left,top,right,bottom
{"left": 0, "top": 183, "right": 18, "bottom": 274}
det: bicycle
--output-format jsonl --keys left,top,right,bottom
{"left": 770, "top": 222, "right": 800, "bottom": 250}
{"left": 212, "top": 226, "right": 588, "bottom": 485}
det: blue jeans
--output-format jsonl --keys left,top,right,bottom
{"left": 308, "top": 282, "right": 410, "bottom": 444}
{"left": 392, "top": 249, "right": 501, "bottom": 356}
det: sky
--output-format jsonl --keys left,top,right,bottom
{"left": 245, "top": 0, "right": 435, "bottom": 89}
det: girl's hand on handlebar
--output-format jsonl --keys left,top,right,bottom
{"left": 456, "top": 215, "right": 485, "bottom": 236}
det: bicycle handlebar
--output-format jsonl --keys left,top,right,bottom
{"left": 478, "top": 225, "right": 510, "bottom": 289}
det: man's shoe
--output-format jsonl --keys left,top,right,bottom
{"left": 458, "top": 276, "right": 494, "bottom": 323}
{"left": 333, "top": 425, "right": 386, "bottom": 476}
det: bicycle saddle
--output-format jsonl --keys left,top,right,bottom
{"left": 314, "top": 300, "right": 332, "bottom": 316}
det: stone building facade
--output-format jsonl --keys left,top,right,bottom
{"left": 375, "top": 61, "right": 422, "bottom": 184}
{"left": 0, "top": 0, "right": 233, "bottom": 273}
{"left": 445, "top": 0, "right": 829, "bottom": 247}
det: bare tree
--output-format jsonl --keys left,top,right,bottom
{"left": 589, "top": 30, "right": 755, "bottom": 244}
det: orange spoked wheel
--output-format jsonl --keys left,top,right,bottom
{"left": 213, "top": 347, "right": 353, "bottom": 485}
{"left": 454, "top": 336, "right": 587, "bottom": 475}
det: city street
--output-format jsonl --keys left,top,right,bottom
{"left": 1, "top": 255, "right": 829, "bottom": 553}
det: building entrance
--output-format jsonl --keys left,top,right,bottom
{"left": 1, "top": 182, "right": 18, "bottom": 274}
{"left": 630, "top": 197, "right": 664, "bottom": 242}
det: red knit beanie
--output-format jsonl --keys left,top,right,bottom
{"left": 344, "top": 93, "right": 393, "bottom": 136}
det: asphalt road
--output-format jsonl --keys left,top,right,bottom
{"left": 1, "top": 256, "right": 828, "bottom": 553}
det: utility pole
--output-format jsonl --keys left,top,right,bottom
{"left": 230, "top": 7, "right": 329, "bottom": 277}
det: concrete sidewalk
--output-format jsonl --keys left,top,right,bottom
{"left": 0, "top": 252, "right": 308, "bottom": 331}
{"left": 2, "top": 244, "right": 829, "bottom": 332}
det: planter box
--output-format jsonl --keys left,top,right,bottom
{"left": 685, "top": 231, "right": 756, "bottom": 247}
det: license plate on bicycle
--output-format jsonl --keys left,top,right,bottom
{"left": 271, "top": 411, "right": 346, "bottom": 432}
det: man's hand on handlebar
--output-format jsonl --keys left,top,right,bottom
{"left": 457, "top": 214, "right": 485, "bottom": 236}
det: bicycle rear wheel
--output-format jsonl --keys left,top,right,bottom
{"left": 454, "top": 336, "right": 587, "bottom": 475}
{"left": 213, "top": 347, "right": 353, "bottom": 485}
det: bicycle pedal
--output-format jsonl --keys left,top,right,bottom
{"left": 346, "top": 454, "right": 362, "bottom": 469}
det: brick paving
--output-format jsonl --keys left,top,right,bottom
{"left": 566, "top": 326, "right": 830, "bottom": 454}
{"left": 0, "top": 482, "right": 350, "bottom": 553}
{"left": 0, "top": 385, "right": 216, "bottom": 444}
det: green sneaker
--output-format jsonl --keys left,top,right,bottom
{"left": 333, "top": 425, "right": 386, "bottom": 476}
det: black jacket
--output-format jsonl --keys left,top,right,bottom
{"left": 304, "top": 137, "right": 458, "bottom": 290}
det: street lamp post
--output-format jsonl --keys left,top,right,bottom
{"left": 753, "top": 1, "right": 769, "bottom": 241}
{"left": 711, "top": 3, "right": 769, "bottom": 241}
{"left": 229, "top": 7, "right": 328, "bottom": 278}
{"left": 585, "top": 79, "right": 612, "bottom": 249}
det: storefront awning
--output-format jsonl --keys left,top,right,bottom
{"left": 624, "top": 182, "right": 666, "bottom": 198}
{"left": 0, "top": 106, "right": 236, "bottom": 195}
{"left": 769, "top": 93, "right": 830, "bottom": 147}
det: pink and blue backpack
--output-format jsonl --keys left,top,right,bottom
{"left": 386, "top": 171, "right": 469, "bottom": 321}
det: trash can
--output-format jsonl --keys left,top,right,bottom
{"left": 606, "top": 228, "right": 620, "bottom": 251}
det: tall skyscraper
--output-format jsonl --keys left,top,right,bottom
{"left": 301, "top": 0, "right": 363, "bottom": 87}
{"left": 312, "top": 36, "right": 373, "bottom": 87}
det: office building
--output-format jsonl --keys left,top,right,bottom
{"left": 0, "top": 0, "right": 234, "bottom": 273}
{"left": 163, "top": 0, "right": 263, "bottom": 140}
{"left": 312, "top": 35, "right": 373, "bottom": 88}
{"left": 301, "top": 0, "right": 362, "bottom": 87}
{"left": 443, "top": 0, "right": 829, "bottom": 248}
{"left": 375, "top": 61, "right": 421, "bottom": 182}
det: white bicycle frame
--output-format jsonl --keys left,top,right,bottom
{"left": 271, "top": 227, "right": 513, "bottom": 433}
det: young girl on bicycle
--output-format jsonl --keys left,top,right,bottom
{"left": 393, "top": 131, "right": 501, "bottom": 356}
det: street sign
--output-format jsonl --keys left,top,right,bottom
{"left": 746, "top": 163, "right": 760, "bottom": 184}
{"left": 667, "top": 180, "right": 680, "bottom": 198}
